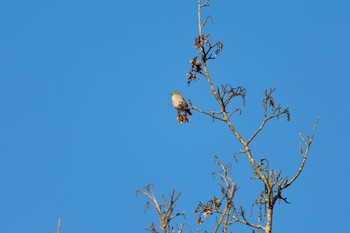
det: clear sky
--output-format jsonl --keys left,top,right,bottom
{"left": 0, "top": 0, "right": 349, "bottom": 232}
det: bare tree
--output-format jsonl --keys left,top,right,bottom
{"left": 139, "top": 1, "right": 319, "bottom": 233}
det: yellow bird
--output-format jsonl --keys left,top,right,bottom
{"left": 171, "top": 91, "right": 192, "bottom": 115}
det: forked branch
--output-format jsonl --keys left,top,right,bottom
{"left": 247, "top": 89, "right": 290, "bottom": 145}
{"left": 195, "top": 157, "right": 266, "bottom": 232}
{"left": 137, "top": 184, "right": 186, "bottom": 233}
{"left": 281, "top": 115, "right": 320, "bottom": 189}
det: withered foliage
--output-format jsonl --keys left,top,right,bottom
{"left": 194, "top": 34, "right": 210, "bottom": 48}
{"left": 193, "top": 34, "right": 224, "bottom": 59}
{"left": 192, "top": 158, "right": 239, "bottom": 230}
{"left": 176, "top": 112, "right": 191, "bottom": 124}
{"left": 263, "top": 88, "right": 291, "bottom": 122}
{"left": 187, "top": 57, "right": 202, "bottom": 84}
{"left": 187, "top": 34, "right": 223, "bottom": 85}
{"left": 214, "top": 42, "right": 223, "bottom": 57}
{"left": 194, "top": 196, "right": 222, "bottom": 221}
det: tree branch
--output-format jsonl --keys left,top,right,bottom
{"left": 137, "top": 184, "right": 185, "bottom": 233}
{"left": 281, "top": 115, "right": 320, "bottom": 189}
{"left": 190, "top": 102, "right": 225, "bottom": 121}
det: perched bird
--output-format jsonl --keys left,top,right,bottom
{"left": 171, "top": 91, "right": 192, "bottom": 115}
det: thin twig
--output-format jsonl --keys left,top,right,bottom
{"left": 282, "top": 115, "right": 320, "bottom": 189}
{"left": 56, "top": 217, "right": 61, "bottom": 233}
{"left": 190, "top": 104, "right": 225, "bottom": 121}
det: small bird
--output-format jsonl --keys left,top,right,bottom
{"left": 171, "top": 91, "right": 192, "bottom": 115}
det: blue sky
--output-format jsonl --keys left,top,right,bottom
{"left": 0, "top": 0, "right": 349, "bottom": 232}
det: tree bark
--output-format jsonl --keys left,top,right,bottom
{"left": 266, "top": 204, "right": 273, "bottom": 233}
